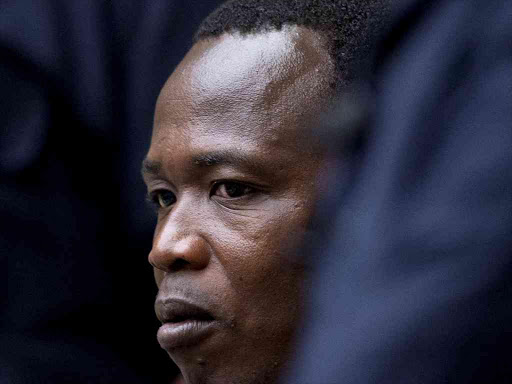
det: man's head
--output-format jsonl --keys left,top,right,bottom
{"left": 142, "top": 1, "right": 387, "bottom": 383}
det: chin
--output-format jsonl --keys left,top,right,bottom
{"left": 168, "top": 340, "right": 289, "bottom": 384}
{"left": 177, "top": 363, "right": 283, "bottom": 384}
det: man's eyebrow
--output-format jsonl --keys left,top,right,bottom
{"left": 141, "top": 158, "right": 162, "bottom": 177}
{"left": 142, "top": 150, "right": 268, "bottom": 178}
{"left": 192, "top": 150, "right": 260, "bottom": 171}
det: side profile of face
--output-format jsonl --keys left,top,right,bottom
{"left": 142, "top": 26, "right": 334, "bottom": 384}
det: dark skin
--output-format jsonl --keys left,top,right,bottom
{"left": 142, "top": 26, "right": 335, "bottom": 384}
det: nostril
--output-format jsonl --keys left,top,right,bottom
{"left": 170, "top": 258, "right": 190, "bottom": 272}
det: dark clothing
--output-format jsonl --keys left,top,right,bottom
{"left": 286, "top": 0, "right": 512, "bottom": 383}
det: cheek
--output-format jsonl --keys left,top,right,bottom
{"left": 227, "top": 212, "right": 309, "bottom": 335}
{"left": 217, "top": 201, "right": 311, "bottom": 293}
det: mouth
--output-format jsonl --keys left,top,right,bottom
{"left": 155, "top": 298, "right": 218, "bottom": 349}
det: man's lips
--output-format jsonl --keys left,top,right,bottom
{"left": 156, "top": 299, "right": 215, "bottom": 323}
{"left": 155, "top": 298, "right": 218, "bottom": 349}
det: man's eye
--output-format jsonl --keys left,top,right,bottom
{"left": 149, "top": 190, "right": 176, "bottom": 209}
{"left": 212, "top": 182, "right": 254, "bottom": 198}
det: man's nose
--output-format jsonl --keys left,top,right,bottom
{"left": 148, "top": 212, "right": 211, "bottom": 273}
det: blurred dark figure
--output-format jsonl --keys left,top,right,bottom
{"left": 285, "top": 0, "right": 511, "bottom": 383}
{"left": 1, "top": 1, "right": 222, "bottom": 383}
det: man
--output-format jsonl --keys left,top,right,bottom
{"left": 141, "top": 1, "right": 387, "bottom": 383}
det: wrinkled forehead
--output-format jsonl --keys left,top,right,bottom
{"left": 153, "top": 26, "right": 334, "bottom": 150}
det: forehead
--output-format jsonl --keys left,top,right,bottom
{"left": 151, "top": 26, "right": 334, "bottom": 160}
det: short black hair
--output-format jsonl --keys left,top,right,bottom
{"left": 195, "top": 0, "right": 389, "bottom": 89}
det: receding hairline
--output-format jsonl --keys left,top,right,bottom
{"left": 154, "top": 26, "right": 337, "bottom": 128}
{"left": 194, "top": 0, "right": 391, "bottom": 89}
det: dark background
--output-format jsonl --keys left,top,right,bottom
{"left": 1, "top": 1, "right": 223, "bottom": 383}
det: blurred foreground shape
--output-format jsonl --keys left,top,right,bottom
{"left": 285, "top": 0, "right": 512, "bottom": 383}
